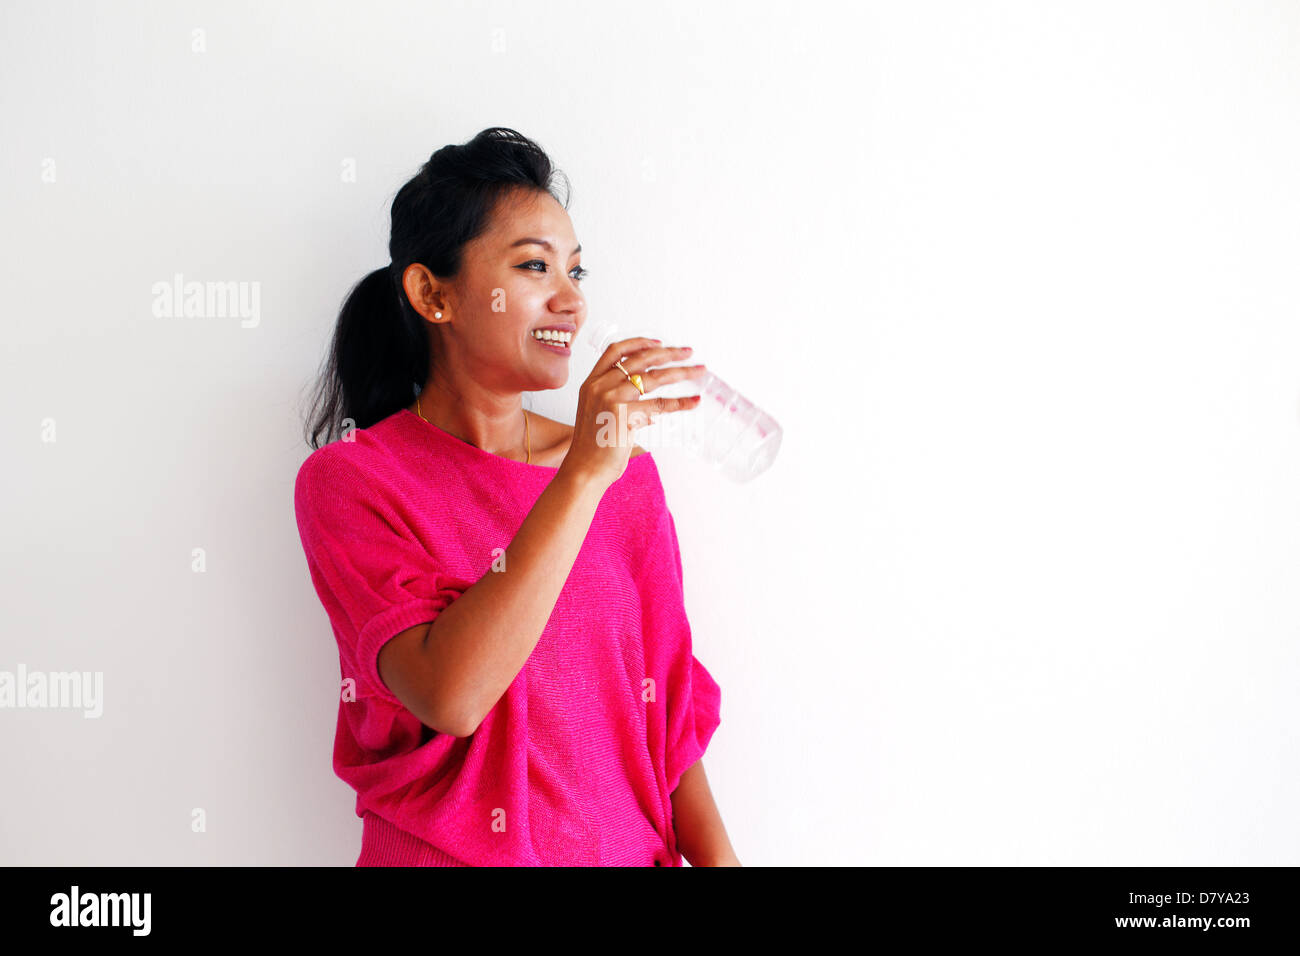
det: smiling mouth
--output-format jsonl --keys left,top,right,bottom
{"left": 531, "top": 328, "right": 573, "bottom": 352}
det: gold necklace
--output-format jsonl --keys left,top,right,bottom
{"left": 413, "top": 394, "right": 531, "bottom": 464}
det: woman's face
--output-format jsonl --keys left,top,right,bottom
{"left": 407, "top": 187, "right": 588, "bottom": 394}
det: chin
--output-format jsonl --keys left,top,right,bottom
{"left": 531, "top": 369, "right": 570, "bottom": 390}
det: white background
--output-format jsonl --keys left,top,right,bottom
{"left": 2, "top": 0, "right": 1297, "bottom": 865}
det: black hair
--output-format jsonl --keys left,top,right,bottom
{"left": 301, "top": 127, "right": 571, "bottom": 449}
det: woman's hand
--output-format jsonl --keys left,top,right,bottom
{"left": 559, "top": 336, "right": 707, "bottom": 489}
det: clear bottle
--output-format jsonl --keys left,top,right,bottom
{"left": 583, "top": 319, "right": 782, "bottom": 482}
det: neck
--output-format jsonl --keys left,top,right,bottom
{"left": 412, "top": 384, "right": 530, "bottom": 463}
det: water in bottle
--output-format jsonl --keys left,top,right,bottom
{"left": 583, "top": 320, "right": 782, "bottom": 482}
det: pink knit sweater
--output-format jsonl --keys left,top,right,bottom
{"left": 293, "top": 408, "right": 722, "bottom": 866}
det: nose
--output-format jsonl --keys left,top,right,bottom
{"left": 556, "top": 292, "right": 585, "bottom": 325}
{"left": 558, "top": 286, "right": 584, "bottom": 310}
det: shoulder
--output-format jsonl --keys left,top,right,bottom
{"left": 296, "top": 412, "right": 413, "bottom": 481}
{"left": 294, "top": 433, "right": 394, "bottom": 513}
{"left": 296, "top": 436, "right": 366, "bottom": 483}
{"left": 529, "top": 414, "right": 648, "bottom": 464}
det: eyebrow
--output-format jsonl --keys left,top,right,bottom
{"left": 510, "top": 238, "right": 582, "bottom": 256}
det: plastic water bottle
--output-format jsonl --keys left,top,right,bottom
{"left": 582, "top": 320, "right": 783, "bottom": 482}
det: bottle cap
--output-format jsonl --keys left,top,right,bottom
{"left": 585, "top": 319, "right": 619, "bottom": 354}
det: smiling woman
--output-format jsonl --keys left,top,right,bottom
{"left": 294, "top": 127, "right": 736, "bottom": 867}
{"left": 393, "top": 182, "right": 591, "bottom": 444}
{"left": 302, "top": 129, "right": 586, "bottom": 450}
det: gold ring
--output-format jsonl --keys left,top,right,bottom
{"left": 615, "top": 360, "right": 645, "bottom": 396}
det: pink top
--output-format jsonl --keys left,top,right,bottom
{"left": 292, "top": 408, "right": 722, "bottom": 866}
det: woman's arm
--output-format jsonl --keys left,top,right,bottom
{"left": 670, "top": 758, "right": 740, "bottom": 866}
{"left": 378, "top": 464, "right": 609, "bottom": 736}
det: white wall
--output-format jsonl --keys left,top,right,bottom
{"left": 1, "top": 0, "right": 1297, "bottom": 865}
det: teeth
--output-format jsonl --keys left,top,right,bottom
{"left": 532, "top": 329, "right": 572, "bottom": 345}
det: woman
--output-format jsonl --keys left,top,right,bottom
{"left": 294, "top": 127, "right": 739, "bottom": 866}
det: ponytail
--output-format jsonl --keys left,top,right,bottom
{"left": 302, "top": 266, "right": 426, "bottom": 448}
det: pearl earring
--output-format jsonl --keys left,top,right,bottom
{"left": 435, "top": 311, "right": 442, "bottom": 318}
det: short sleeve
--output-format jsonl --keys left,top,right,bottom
{"left": 657, "top": 508, "right": 723, "bottom": 796}
{"left": 293, "top": 448, "right": 469, "bottom": 708}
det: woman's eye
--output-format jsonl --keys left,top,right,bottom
{"left": 521, "top": 260, "right": 588, "bottom": 282}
